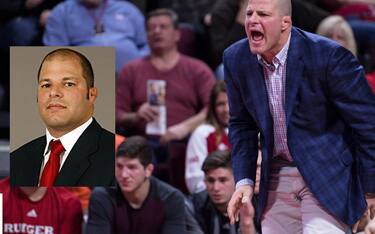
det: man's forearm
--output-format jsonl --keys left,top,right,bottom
{"left": 179, "top": 108, "right": 207, "bottom": 136}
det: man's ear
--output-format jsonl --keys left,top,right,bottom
{"left": 174, "top": 28, "right": 181, "bottom": 43}
{"left": 281, "top": 16, "right": 292, "bottom": 31}
{"left": 145, "top": 163, "right": 154, "bottom": 178}
{"left": 89, "top": 87, "right": 97, "bottom": 102}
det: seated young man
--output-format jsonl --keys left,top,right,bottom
{"left": 86, "top": 136, "right": 189, "bottom": 234}
{"left": 188, "top": 150, "right": 259, "bottom": 234}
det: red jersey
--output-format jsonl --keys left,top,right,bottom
{"left": 0, "top": 178, "right": 83, "bottom": 234}
{"left": 366, "top": 71, "right": 375, "bottom": 93}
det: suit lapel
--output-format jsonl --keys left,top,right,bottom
{"left": 244, "top": 54, "right": 273, "bottom": 138}
{"left": 285, "top": 28, "right": 305, "bottom": 125}
{"left": 55, "top": 119, "right": 101, "bottom": 185}
{"left": 27, "top": 138, "right": 46, "bottom": 185}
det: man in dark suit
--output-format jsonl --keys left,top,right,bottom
{"left": 11, "top": 48, "right": 115, "bottom": 186}
{"left": 225, "top": 0, "right": 375, "bottom": 233}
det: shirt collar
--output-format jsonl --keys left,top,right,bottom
{"left": 44, "top": 117, "right": 93, "bottom": 156}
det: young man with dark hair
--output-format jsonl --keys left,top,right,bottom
{"left": 189, "top": 150, "right": 258, "bottom": 234}
{"left": 86, "top": 136, "right": 189, "bottom": 234}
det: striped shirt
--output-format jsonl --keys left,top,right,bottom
{"left": 236, "top": 34, "right": 293, "bottom": 189}
{"left": 258, "top": 34, "right": 292, "bottom": 161}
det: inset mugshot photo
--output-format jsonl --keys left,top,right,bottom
{"left": 10, "top": 47, "right": 116, "bottom": 187}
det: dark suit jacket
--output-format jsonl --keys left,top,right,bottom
{"left": 223, "top": 27, "right": 375, "bottom": 225}
{"left": 10, "top": 118, "right": 115, "bottom": 186}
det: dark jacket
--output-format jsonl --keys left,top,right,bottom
{"left": 10, "top": 118, "right": 115, "bottom": 186}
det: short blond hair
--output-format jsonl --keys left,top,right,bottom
{"left": 317, "top": 15, "right": 357, "bottom": 56}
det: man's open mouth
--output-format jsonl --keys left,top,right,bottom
{"left": 250, "top": 30, "right": 264, "bottom": 42}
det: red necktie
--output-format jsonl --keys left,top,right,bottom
{"left": 40, "top": 140, "right": 65, "bottom": 187}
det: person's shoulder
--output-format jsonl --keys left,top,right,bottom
{"left": 52, "top": 187, "right": 81, "bottom": 205}
{"left": 91, "top": 186, "right": 117, "bottom": 201}
{"left": 99, "top": 126, "right": 115, "bottom": 141}
{"left": 0, "top": 177, "right": 11, "bottom": 193}
{"left": 127, "top": 56, "right": 150, "bottom": 68}
{"left": 189, "top": 190, "right": 213, "bottom": 218}
{"left": 150, "top": 177, "right": 184, "bottom": 201}
{"left": 88, "top": 118, "right": 115, "bottom": 138}
{"left": 51, "top": 0, "right": 79, "bottom": 14}
{"left": 291, "top": 27, "right": 341, "bottom": 52}
{"left": 119, "top": 56, "right": 151, "bottom": 75}
{"left": 190, "top": 124, "right": 215, "bottom": 139}
{"left": 11, "top": 135, "right": 45, "bottom": 156}
{"left": 89, "top": 187, "right": 119, "bottom": 209}
{"left": 110, "top": 0, "right": 143, "bottom": 15}
{"left": 291, "top": 27, "right": 352, "bottom": 64}
{"left": 178, "top": 55, "right": 215, "bottom": 82}
{"left": 224, "top": 38, "right": 250, "bottom": 58}
{"left": 190, "top": 190, "right": 209, "bottom": 208}
{"left": 179, "top": 55, "right": 212, "bottom": 71}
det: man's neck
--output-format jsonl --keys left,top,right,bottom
{"left": 216, "top": 203, "right": 228, "bottom": 215}
{"left": 261, "top": 30, "right": 291, "bottom": 64}
{"left": 20, "top": 187, "right": 47, "bottom": 202}
{"left": 123, "top": 179, "right": 151, "bottom": 209}
{"left": 47, "top": 116, "right": 92, "bottom": 138}
{"left": 150, "top": 49, "right": 180, "bottom": 71}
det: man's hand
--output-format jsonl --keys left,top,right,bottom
{"left": 160, "top": 123, "right": 189, "bottom": 145}
{"left": 227, "top": 185, "right": 254, "bottom": 225}
{"left": 39, "top": 9, "right": 51, "bottom": 27}
{"left": 366, "top": 193, "right": 375, "bottom": 219}
{"left": 25, "top": 0, "right": 44, "bottom": 9}
{"left": 136, "top": 103, "right": 159, "bottom": 122}
{"left": 353, "top": 210, "right": 371, "bottom": 233}
{"left": 353, "top": 194, "right": 375, "bottom": 233}
{"left": 366, "top": 217, "right": 375, "bottom": 234}
{"left": 239, "top": 195, "right": 256, "bottom": 234}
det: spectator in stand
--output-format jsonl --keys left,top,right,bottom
{"left": 366, "top": 71, "right": 375, "bottom": 92}
{"left": 0, "top": 177, "right": 83, "bottom": 234}
{"left": 86, "top": 136, "right": 188, "bottom": 234}
{"left": 317, "top": 15, "right": 375, "bottom": 92}
{"left": 317, "top": 15, "right": 357, "bottom": 56}
{"left": 0, "top": 0, "right": 62, "bottom": 45}
{"left": 188, "top": 150, "right": 258, "bottom": 234}
{"left": 0, "top": 0, "right": 63, "bottom": 113}
{"left": 116, "top": 8, "right": 215, "bottom": 144}
{"left": 43, "top": 0, "right": 149, "bottom": 74}
{"left": 185, "top": 80, "right": 230, "bottom": 194}
{"left": 319, "top": 0, "right": 375, "bottom": 70}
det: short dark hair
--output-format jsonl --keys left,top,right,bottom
{"left": 146, "top": 8, "right": 179, "bottom": 29}
{"left": 202, "top": 150, "right": 232, "bottom": 174}
{"left": 37, "top": 48, "right": 94, "bottom": 89}
{"left": 117, "top": 136, "right": 153, "bottom": 167}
